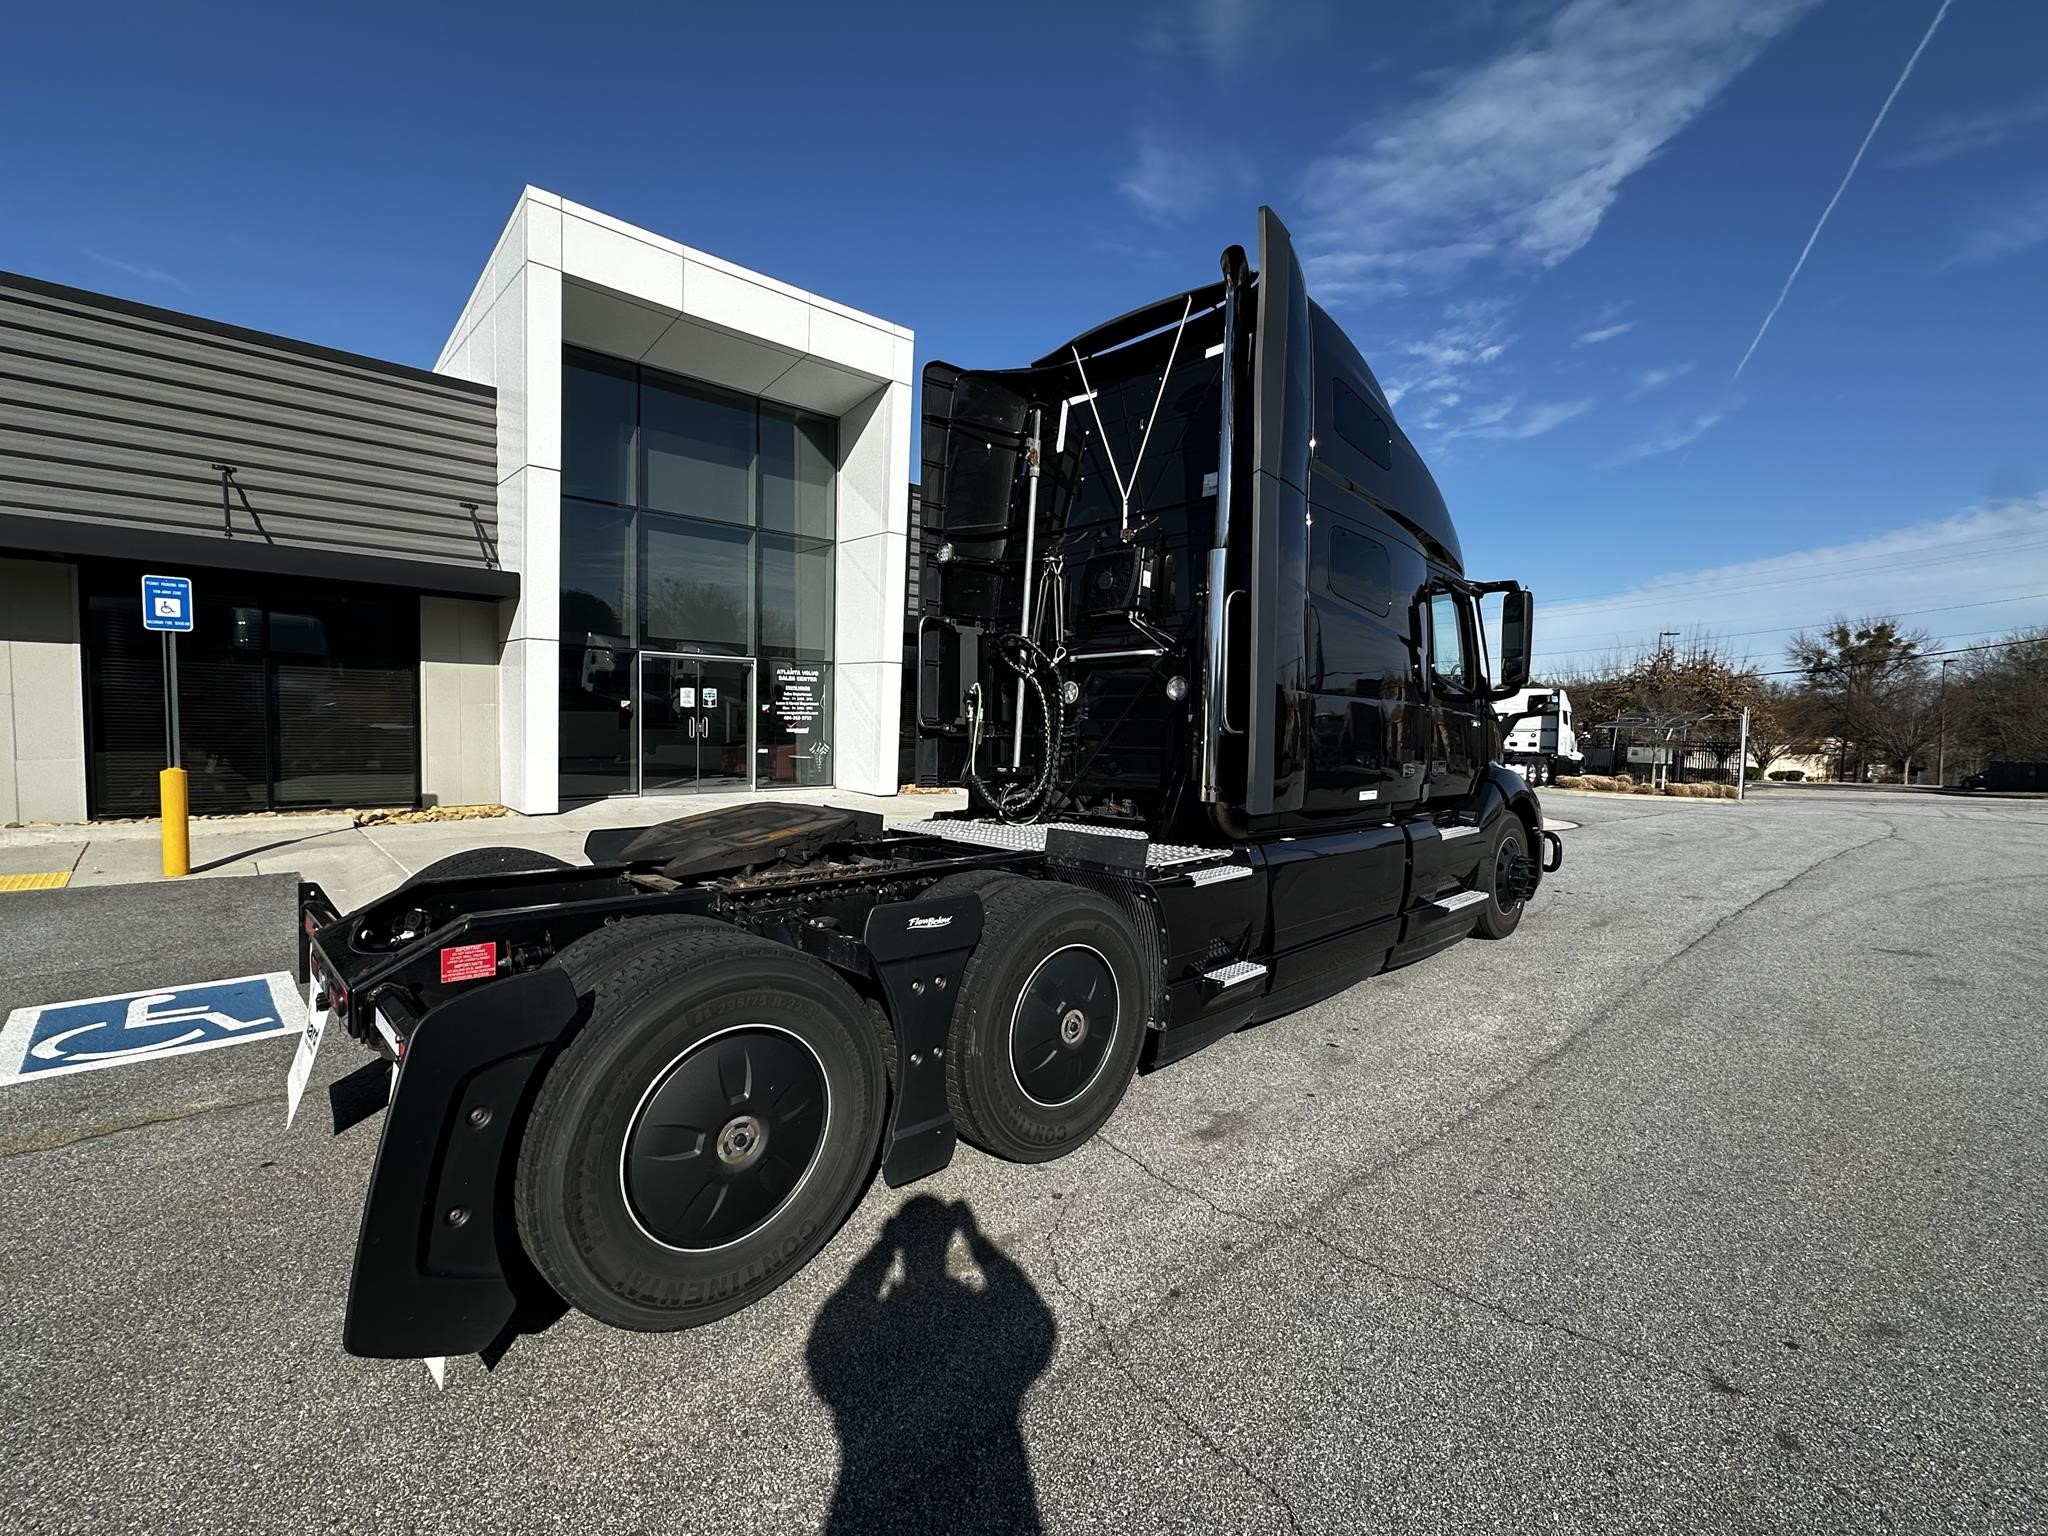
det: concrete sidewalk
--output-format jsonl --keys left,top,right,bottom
{"left": 0, "top": 786, "right": 967, "bottom": 912}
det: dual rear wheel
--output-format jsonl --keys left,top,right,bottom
{"left": 514, "top": 877, "right": 1148, "bottom": 1331}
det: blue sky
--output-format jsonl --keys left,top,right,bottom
{"left": 5, "top": 0, "right": 2045, "bottom": 672}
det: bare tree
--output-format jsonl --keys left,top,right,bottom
{"left": 1950, "top": 627, "right": 2048, "bottom": 771}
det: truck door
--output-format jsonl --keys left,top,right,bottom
{"left": 1421, "top": 587, "right": 1487, "bottom": 805}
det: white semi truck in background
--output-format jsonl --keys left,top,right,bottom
{"left": 1496, "top": 687, "right": 1581, "bottom": 785}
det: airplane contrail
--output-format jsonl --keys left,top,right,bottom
{"left": 1732, "top": 0, "right": 1957, "bottom": 383}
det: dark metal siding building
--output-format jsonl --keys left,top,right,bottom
{"left": 0, "top": 271, "right": 506, "bottom": 586}
{"left": 0, "top": 272, "right": 516, "bottom": 819}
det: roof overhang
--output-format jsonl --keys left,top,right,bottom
{"left": 0, "top": 512, "right": 518, "bottom": 598}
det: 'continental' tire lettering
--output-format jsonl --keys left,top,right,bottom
{"left": 674, "top": 1227, "right": 817, "bottom": 1305}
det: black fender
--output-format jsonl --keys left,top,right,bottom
{"left": 1481, "top": 761, "right": 1545, "bottom": 844}
{"left": 862, "top": 892, "right": 983, "bottom": 1188}
{"left": 342, "top": 967, "right": 581, "bottom": 1360}
{"left": 1479, "top": 763, "right": 1557, "bottom": 886}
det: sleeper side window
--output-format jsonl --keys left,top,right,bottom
{"left": 1333, "top": 380, "right": 1393, "bottom": 470}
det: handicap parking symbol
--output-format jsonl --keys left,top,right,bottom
{"left": 0, "top": 973, "right": 303, "bottom": 1086}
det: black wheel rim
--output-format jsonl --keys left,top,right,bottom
{"left": 1009, "top": 944, "right": 1119, "bottom": 1108}
{"left": 1494, "top": 834, "right": 1526, "bottom": 911}
{"left": 622, "top": 1026, "right": 830, "bottom": 1252}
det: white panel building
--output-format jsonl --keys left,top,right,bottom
{"left": 435, "top": 187, "right": 914, "bottom": 814}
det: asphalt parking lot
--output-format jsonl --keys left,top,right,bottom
{"left": 2, "top": 787, "right": 2044, "bottom": 1535}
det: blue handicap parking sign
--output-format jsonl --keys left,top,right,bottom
{"left": 0, "top": 974, "right": 300, "bottom": 1085}
{"left": 141, "top": 573, "right": 194, "bottom": 632}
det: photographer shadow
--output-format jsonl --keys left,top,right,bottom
{"left": 806, "top": 1195, "right": 1057, "bottom": 1535}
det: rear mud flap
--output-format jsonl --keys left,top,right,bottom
{"left": 862, "top": 894, "right": 983, "bottom": 1188}
{"left": 343, "top": 968, "right": 581, "bottom": 1360}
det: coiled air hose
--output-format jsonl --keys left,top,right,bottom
{"left": 964, "top": 633, "right": 1066, "bottom": 823}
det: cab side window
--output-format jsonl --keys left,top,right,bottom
{"left": 1429, "top": 592, "right": 1471, "bottom": 691}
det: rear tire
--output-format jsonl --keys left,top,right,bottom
{"left": 942, "top": 878, "right": 1149, "bottom": 1163}
{"left": 514, "top": 919, "right": 887, "bottom": 1332}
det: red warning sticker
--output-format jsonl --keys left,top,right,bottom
{"left": 439, "top": 942, "right": 498, "bottom": 984}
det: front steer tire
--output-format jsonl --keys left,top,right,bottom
{"left": 937, "top": 876, "right": 1150, "bottom": 1164}
{"left": 1472, "top": 814, "right": 1531, "bottom": 940}
{"left": 514, "top": 918, "right": 888, "bottom": 1333}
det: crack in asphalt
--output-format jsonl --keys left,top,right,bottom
{"left": 1097, "top": 1133, "right": 1739, "bottom": 1408}
{"left": 1038, "top": 1209, "right": 1307, "bottom": 1536}
{"left": 0, "top": 1091, "right": 283, "bottom": 1159}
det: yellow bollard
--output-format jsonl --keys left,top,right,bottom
{"left": 160, "top": 766, "right": 190, "bottom": 877}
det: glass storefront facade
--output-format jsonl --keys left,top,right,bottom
{"left": 558, "top": 347, "right": 837, "bottom": 798}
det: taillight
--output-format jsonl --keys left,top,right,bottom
{"left": 309, "top": 950, "right": 347, "bottom": 1012}
{"left": 439, "top": 941, "right": 500, "bottom": 984}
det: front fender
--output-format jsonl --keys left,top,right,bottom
{"left": 1481, "top": 762, "right": 1543, "bottom": 838}
{"left": 1480, "top": 762, "right": 1556, "bottom": 887}
{"left": 342, "top": 967, "right": 581, "bottom": 1360}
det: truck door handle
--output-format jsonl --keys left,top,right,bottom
{"left": 1220, "top": 589, "right": 1245, "bottom": 735}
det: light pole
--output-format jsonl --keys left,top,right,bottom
{"left": 1659, "top": 629, "right": 1681, "bottom": 654}
{"left": 1936, "top": 657, "right": 1952, "bottom": 787}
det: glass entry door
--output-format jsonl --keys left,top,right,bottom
{"left": 640, "top": 654, "right": 755, "bottom": 792}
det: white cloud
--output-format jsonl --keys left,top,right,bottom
{"left": 1606, "top": 409, "right": 1727, "bottom": 465}
{"left": 83, "top": 249, "right": 189, "bottom": 291}
{"left": 1527, "top": 495, "right": 2048, "bottom": 672}
{"left": 1889, "top": 93, "right": 2048, "bottom": 167}
{"left": 1382, "top": 297, "right": 1515, "bottom": 407}
{"left": 1440, "top": 395, "right": 1593, "bottom": 443}
{"left": 1633, "top": 362, "right": 1695, "bottom": 393}
{"left": 1119, "top": 128, "right": 1248, "bottom": 222}
{"left": 1195, "top": 0, "right": 1256, "bottom": 73}
{"left": 1575, "top": 321, "right": 1635, "bottom": 346}
{"left": 1297, "top": 0, "right": 1817, "bottom": 298}
{"left": 1948, "top": 184, "right": 2048, "bottom": 267}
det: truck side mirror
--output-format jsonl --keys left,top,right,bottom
{"left": 1497, "top": 589, "right": 1533, "bottom": 695}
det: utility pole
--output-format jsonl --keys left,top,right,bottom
{"left": 1936, "top": 657, "right": 1952, "bottom": 787}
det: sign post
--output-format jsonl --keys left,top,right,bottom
{"left": 1735, "top": 707, "right": 1750, "bottom": 802}
{"left": 141, "top": 575, "right": 194, "bottom": 877}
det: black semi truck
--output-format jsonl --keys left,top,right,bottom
{"left": 290, "top": 209, "right": 1561, "bottom": 1362}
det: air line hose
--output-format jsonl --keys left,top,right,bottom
{"left": 964, "top": 633, "right": 1066, "bottom": 823}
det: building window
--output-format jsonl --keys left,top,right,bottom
{"left": 760, "top": 404, "right": 836, "bottom": 538}
{"left": 757, "top": 533, "right": 835, "bottom": 660}
{"left": 643, "top": 373, "right": 755, "bottom": 525}
{"left": 563, "top": 352, "right": 638, "bottom": 506}
{"left": 81, "top": 563, "right": 419, "bottom": 816}
{"left": 560, "top": 498, "right": 633, "bottom": 642}
{"left": 641, "top": 514, "right": 752, "bottom": 653}
{"left": 558, "top": 351, "right": 838, "bottom": 795}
